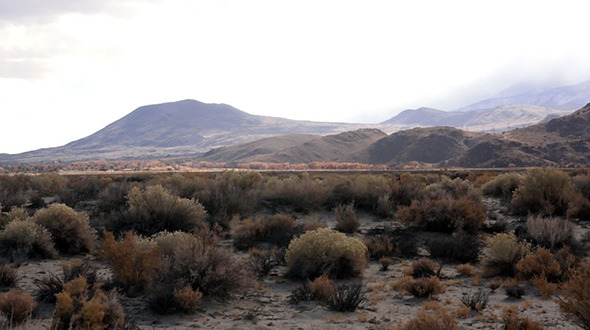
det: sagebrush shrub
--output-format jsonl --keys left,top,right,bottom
{"left": 400, "top": 302, "right": 458, "bottom": 330}
{"left": 33, "top": 204, "right": 95, "bottom": 254}
{"left": 481, "top": 173, "right": 524, "bottom": 200}
{"left": 396, "top": 197, "right": 485, "bottom": 235}
{"left": 0, "top": 289, "right": 37, "bottom": 325}
{"left": 233, "top": 214, "right": 296, "bottom": 250}
{"left": 263, "top": 173, "right": 331, "bottom": 212}
{"left": 151, "top": 230, "right": 194, "bottom": 256}
{"left": 557, "top": 260, "right": 590, "bottom": 329}
{"left": 99, "top": 231, "right": 161, "bottom": 294}
{"left": 146, "top": 229, "right": 252, "bottom": 314}
{"left": 480, "top": 233, "right": 530, "bottom": 277}
{"left": 427, "top": 235, "right": 480, "bottom": 263}
{"left": 334, "top": 203, "right": 359, "bottom": 234}
{"left": 512, "top": 168, "right": 577, "bottom": 216}
{"left": 112, "top": 185, "right": 207, "bottom": 236}
{"left": 0, "top": 219, "right": 58, "bottom": 263}
{"left": 526, "top": 215, "right": 576, "bottom": 251}
{"left": 285, "top": 228, "right": 368, "bottom": 280}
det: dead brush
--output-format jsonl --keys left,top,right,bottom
{"left": 0, "top": 264, "right": 18, "bottom": 288}
{"left": 461, "top": 288, "right": 489, "bottom": 312}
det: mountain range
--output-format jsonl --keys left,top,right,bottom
{"left": 1, "top": 79, "right": 589, "bottom": 167}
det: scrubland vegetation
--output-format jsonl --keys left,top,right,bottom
{"left": 0, "top": 168, "right": 589, "bottom": 328}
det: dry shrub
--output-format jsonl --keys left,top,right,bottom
{"left": 396, "top": 197, "right": 485, "bottom": 235}
{"left": 288, "top": 283, "right": 315, "bottom": 304}
{"left": 481, "top": 172, "right": 524, "bottom": 200}
{"left": 391, "top": 276, "right": 414, "bottom": 292}
{"left": 233, "top": 214, "right": 296, "bottom": 250}
{"left": 0, "top": 264, "right": 17, "bottom": 288}
{"left": 285, "top": 228, "right": 368, "bottom": 280}
{"left": 567, "top": 193, "right": 590, "bottom": 220}
{"left": 263, "top": 173, "right": 331, "bottom": 212}
{"left": 96, "top": 181, "right": 135, "bottom": 214}
{"left": 248, "top": 247, "right": 282, "bottom": 277}
{"left": 379, "top": 256, "right": 393, "bottom": 271}
{"left": 406, "top": 258, "right": 441, "bottom": 278}
{"left": 146, "top": 229, "right": 252, "bottom": 314}
{"left": 0, "top": 219, "right": 58, "bottom": 264}
{"left": 456, "top": 264, "right": 476, "bottom": 277}
{"left": 427, "top": 235, "right": 480, "bottom": 263}
{"left": 326, "top": 282, "right": 365, "bottom": 312}
{"left": 173, "top": 286, "right": 203, "bottom": 313}
{"left": 480, "top": 233, "right": 530, "bottom": 277}
{"left": 502, "top": 306, "right": 543, "bottom": 330}
{"left": 400, "top": 302, "right": 458, "bottom": 330}
{"left": 525, "top": 216, "right": 576, "bottom": 251}
{"left": 35, "top": 259, "right": 98, "bottom": 303}
{"left": 455, "top": 305, "right": 471, "bottom": 318}
{"left": 328, "top": 175, "right": 391, "bottom": 212}
{"left": 111, "top": 185, "right": 207, "bottom": 236}
{"left": 364, "top": 234, "right": 396, "bottom": 260}
{"left": 0, "top": 175, "right": 29, "bottom": 212}
{"left": 0, "top": 289, "right": 37, "bottom": 325}
{"left": 461, "top": 288, "right": 489, "bottom": 312}
{"left": 308, "top": 275, "right": 335, "bottom": 302}
{"left": 404, "top": 277, "right": 444, "bottom": 298}
{"left": 515, "top": 247, "right": 562, "bottom": 281}
{"left": 33, "top": 204, "right": 95, "bottom": 255}
{"left": 486, "top": 279, "right": 502, "bottom": 292}
{"left": 572, "top": 174, "right": 590, "bottom": 199}
{"left": 557, "top": 260, "right": 590, "bottom": 329}
{"left": 503, "top": 279, "right": 525, "bottom": 299}
{"left": 334, "top": 203, "right": 359, "bottom": 234}
{"left": 531, "top": 276, "right": 556, "bottom": 299}
{"left": 512, "top": 168, "right": 577, "bottom": 216}
{"left": 51, "top": 276, "right": 125, "bottom": 330}
{"left": 98, "top": 231, "right": 161, "bottom": 293}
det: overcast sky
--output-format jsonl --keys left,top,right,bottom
{"left": 2, "top": 0, "right": 590, "bottom": 154}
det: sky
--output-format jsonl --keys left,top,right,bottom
{"left": 1, "top": 0, "right": 590, "bottom": 154}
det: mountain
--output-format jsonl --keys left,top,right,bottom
{"left": 201, "top": 129, "right": 387, "bottom": 164}
{"left": 456, "top": 80, "right": 590, "bottom": 112}
{"left": 0, "top": 100, "right": 368, "bottom": 163}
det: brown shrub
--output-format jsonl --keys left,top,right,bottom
{"left": 33, "top": 204, "right": 95, "bottom": 255}
{"left": 34, "top": 259, "right": 98, "bottom": 303}
{"left": 503, "top": 279, "right": 525, "bottom": 299}
{"left": 515, "top": 247, "right": 561, "bottom": 281}
{"left": 379, "top": 256, "right": 393, "bottom": 271}
{"left": 390, "top": 173, "right": 427, "bottom": 207}
{"left": 0, "top": 264, "right": 17, "bottom": 288}
{"left": 502, "top": 306, "right": 543, "bottom": 330}
{"left": 308, "top": 275, "right": 335, "bottom": 302}
{"left": 406, "top": 258, "right": 441, "bottom": 278}
{"left": 98, "top": 231, "right": 161, "bottom": 293}
{"left": 233, "top": 214, "right": 296, "bottom": 250}
{"left": 405, "top": 276, "right": 444, "bottom": 298}
{"left": 480, "top": 233, "right": 530, "bottom": 277}
{"left": 531, "top": 276, "right": 556, "bottom": 299}
{"left": 456, "top": 264, "right": 476, "bottom": 277}
{"left": 400, "top": 302, "right": 458, "bottom": 330}
{"left": 557, "top": 260, "right": 590, "bottom": 329}
{"left": 364, "top": 234, "right": 396, "bottom": 260}
{"left": 0, "top": 289, "right": 37, "bottom": 325}
{"left": 247, "top": 247, "right": 282, "bottom": 277}
{"left": 173, "top": 286, "right": 203, "bottom": 313}
{"left": 334, "top": 203, "right": 360, "bottom": 234}
{"left": 486, "top": 279, "right": 502, "bottom": 292}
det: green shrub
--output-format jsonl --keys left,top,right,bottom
{"left": 482, "top": 173, "right": 524, "bottom": 200}
{"left": 480, "top": 233, "right": 530, "bottom": 277}
{"left": 233, "top": 214, "right": 296, "bottom": 250}
{"left": 263, "top": 173, "right": 331, "bottom": 212}
{"left": 334, "top": 203, "right": 359, "bottom": 234}
{"left": 111, "top": 185, "right": 207, "bottom": 236}
{"left": 33, "top": 204, "right": 95, "bottom": 255}
{"left": 285, "top": 228, "right": 368, "bottom": 280}
{"left": 396, "top": 197, "right": 485, "bottom": 235}
{"left": 0, "top": 220, "right": 58, "bottom": 263}
{"left": 512, "top": 168, "right": 577, "bottom": 216}
{"left": 151, "top": 230, "right": 195, "bottom": 256}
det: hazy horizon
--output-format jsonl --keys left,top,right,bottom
{"left": 2, "top": 1, "right": 590, "bottom": 154}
